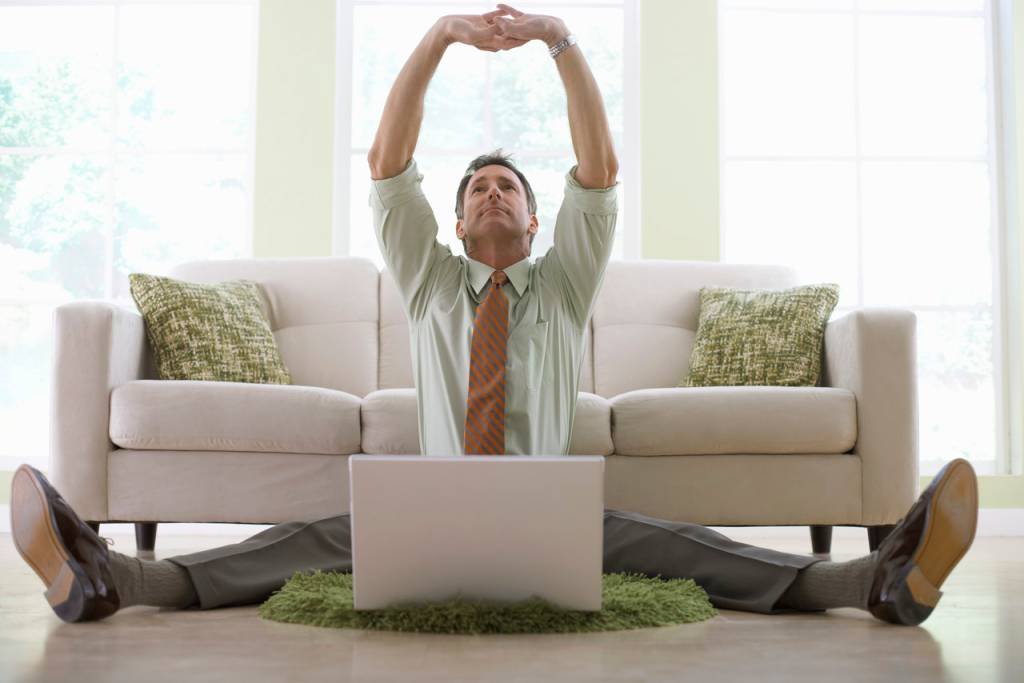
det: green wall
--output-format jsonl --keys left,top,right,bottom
{"left": 252, "top": 0, "right": 336, "bottom": 257}
{"left": 640, "top": 1, "right": 720, "bottom": 261}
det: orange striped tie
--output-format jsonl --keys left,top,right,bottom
{"left": 464, "top": 270, "right": 509, "bottom": 455}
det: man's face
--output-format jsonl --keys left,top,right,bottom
{"left": 456, "top": 164, "right": 538, "bottom": 250}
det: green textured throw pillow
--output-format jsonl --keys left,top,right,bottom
{"left": 129, "top": 273, "right": 291, "bottom": 384}
{"left": 681, "top": 283, "right": 840, "bottom": 388}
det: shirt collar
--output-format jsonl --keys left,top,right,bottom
{"left": 468, "top": 255, "right": 531, "bottom": 298}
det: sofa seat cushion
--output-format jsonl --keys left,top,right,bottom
{"left": 571, "top": 392, "right": 615, "bottom": 455}
{"left": 359, "top": 389, "right": 419, "bottom": 454}
{"left": 360, "top": 389, "right": 614, "bottom": 455}
{"left": 610, "top": 386, "right": 856, "bottom": 456}
{"left": 110, "top": 380, "right": 361, "bottom": 455}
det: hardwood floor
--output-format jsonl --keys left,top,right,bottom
{"left": 1, "top": 530, "right": 1020, "bottom": 683}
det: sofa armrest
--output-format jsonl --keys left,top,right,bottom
{"left": 49, "top": 301, "right": 150, "bottom": 521}
{"left": 821, "top": 308, "right": 919, "bottom": 525}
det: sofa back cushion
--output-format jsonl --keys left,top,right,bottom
{"left": 165, "top": 257, "right": 799, "bottom": 399}
{"left": 379, "top": 267, "right": 596, "bottom": 393}
{"left": 170, "top": 257, "right": 379, "bottom": 397}
{"left": 591, "top": 260, "right": 798, "bottom": 398}
{"left": 379, "top": 269, "right": 412, "bottom": 390}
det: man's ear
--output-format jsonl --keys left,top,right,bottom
{"left": 456, "top": 218, "right": 464, "bottom": 239}
{"left": 528, "top": 214, "right": 539, "bottom": 236}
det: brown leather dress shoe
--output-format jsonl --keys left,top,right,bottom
{"left": 868, "top": 458, "right": 978, "bottom": 626}
{"left": 10, "top": 465, "right": 120, "bottom": 622}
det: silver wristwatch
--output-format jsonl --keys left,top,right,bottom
{"left": 548, "top": 34, "right": 577, "bottom": 59}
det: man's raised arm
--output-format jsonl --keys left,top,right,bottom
{"left": 368, "top": 10, "right": 526, "bottom": 180}
{"left": 493, "top": 4, "right": 618, "bottom": 189}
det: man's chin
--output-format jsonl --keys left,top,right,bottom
{"left": 474, "top": 217, "right": 515, "bottom": 233}
{"left": 464, "top": 226, "right": 529, "bottom": 246}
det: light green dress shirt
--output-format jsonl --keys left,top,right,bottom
{"left": 370, "top": 158, "right": 618, "bottom": 456}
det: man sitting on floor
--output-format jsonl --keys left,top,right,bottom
{"left": 11, "top": 4, "right": 978, "bottom": 628}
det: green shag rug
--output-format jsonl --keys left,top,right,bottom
{"left": 258, "top": 571, "right": 717, "bottom": 634}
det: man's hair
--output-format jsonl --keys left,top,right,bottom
{"left": 455, "top": 149, "right": 537, "bottom": 247}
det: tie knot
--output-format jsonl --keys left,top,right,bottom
{"left": 490, "top": 270, "right": 508, "bottom": 287}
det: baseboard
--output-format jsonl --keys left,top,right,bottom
{"left": 975, "top": 508, "right": 1024, "bottom": 536}
{"left": 1, "top": 505, "right": 1021, "bottom": 537}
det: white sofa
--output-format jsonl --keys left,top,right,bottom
{"left": 49, "top": 257, "right": 919, "bottom": 553}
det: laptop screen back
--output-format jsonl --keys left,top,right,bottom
{"left": 349, "top": 455, "right": 604, "bottom": 611}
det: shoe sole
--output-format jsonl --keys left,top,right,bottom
{"left": 880, "top": 458, "right": 978, "bottom": 625}
{"left": 10, "top": 465, "right": 97, "bottom": 622}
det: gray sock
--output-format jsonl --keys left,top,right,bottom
{"left": 777, "top": 551, "right": 878, "bottom": 611}
{"left": 107, "top": 551, "right": 199, "bottom": 609}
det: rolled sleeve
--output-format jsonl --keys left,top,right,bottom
{"left": 370, "top": 157, "right": 458, "bottom": 323}
{"left": 369, "top": 158, "right": 426, "bottom": 210}
{"left": 564, "top": 165, "right": 618, "bottom": 216}
{"left": 536, "top": 166, "right": 619, "bottom": 328}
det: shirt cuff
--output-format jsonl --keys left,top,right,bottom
{"left": 564, "top": 165, "right": 619, "bottom": 216}
{"left": 369, "top": 158, "right": 426, "bottom": 210}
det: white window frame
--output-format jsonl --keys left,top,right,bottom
{"left": 994, "top": 0, "right": 1024, "bottom": 476}
{"left": 717, "top": 0, "right": 1023, "bottom": 475}
{"left": 332, "top": 0, "right": 642, "bottom": 262}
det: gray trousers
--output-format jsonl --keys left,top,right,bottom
{"left": 167, "top": 508, "right": 823, "bottom": 615}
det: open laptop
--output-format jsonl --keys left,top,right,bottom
{"left": 349, "top": 455, "right": 604, "bottom": 611}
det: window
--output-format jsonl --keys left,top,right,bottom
{"left": 718, "top": 0, "right": 1018, "bottom": 475}
{"left": 335, "top": 0, "right": 640, "bottom": 271}
{"left": 0, "top": 0, "right": 258, "bottom": 470}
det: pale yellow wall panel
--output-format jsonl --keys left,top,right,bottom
{"left": 640, "top": 0, "right": 720, "bottom": 261}
{"left": 253, "top": 0, "right": 336, "bottom": 258}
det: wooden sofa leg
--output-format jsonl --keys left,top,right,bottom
{"left": 135, "top": 522, "right": 158, "bottom": 552}
{"left": 810, "top": 525, "right": 833, "bottom": 554}
{"left": 86, "top": 522, "right": 100, "bottom": 534}
{"left": 867, "top": 525, "right": 896, "bottom": 552}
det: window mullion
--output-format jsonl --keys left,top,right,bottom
{"left": 105, "top": 4, "right": 120, "bottom": 302}
{"left": 988, "top": 0, "right": 1018, "bottom": 475}
{"left": 484, "top": 54, "right": 493, "bottom": 151}
{"left": 853, "top": 0, "right": 864, "bottom": 309}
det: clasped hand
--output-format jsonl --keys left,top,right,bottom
{"left": 441, "top": 3, "right": 567, "bottom": 53}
